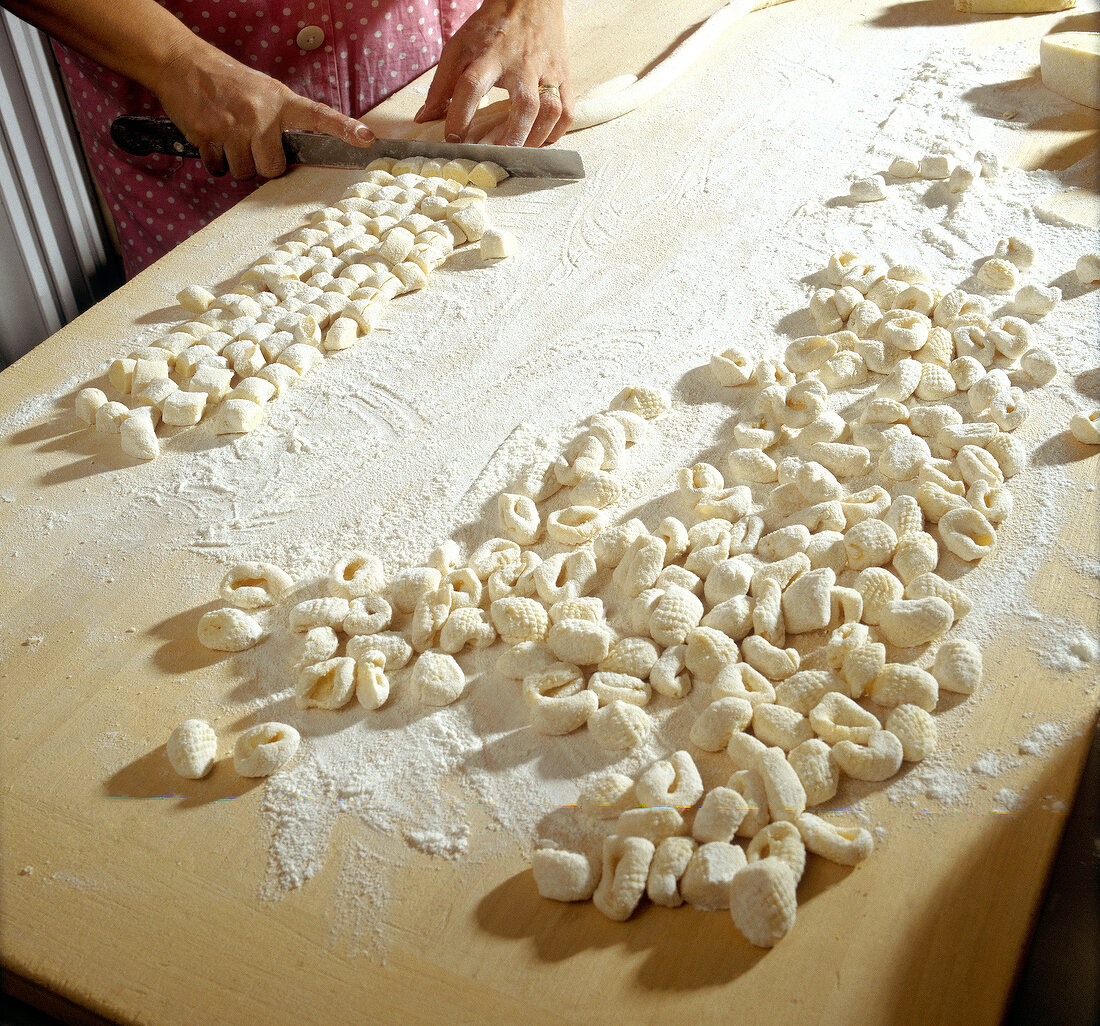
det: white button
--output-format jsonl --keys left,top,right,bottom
{"left": 296, "top": 25, "right": 324, "bottom": 51}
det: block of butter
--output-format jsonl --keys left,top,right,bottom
{"left": 1040, "top": 32, "right": 1100, "bottom": 110}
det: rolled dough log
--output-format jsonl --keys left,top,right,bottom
{"left": 1040, "top": 32, "right": 1100, "bottom": 110}
{"left": 570, "top": 0, "right": 798, "bottom": 132}
{"left": 410, "top": 0, "right": 799, "bottom": 141}
{"left": 954, "top": 0, "right": 1074, "bottom": 12}
{"left": 578, "top": 74, "right": 640, "bottom": 103}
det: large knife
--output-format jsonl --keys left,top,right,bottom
{"left": 110, "top": 116, "right": 584, "bottom": 180}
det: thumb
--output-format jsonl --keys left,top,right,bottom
{"left": 283, "top": 97, "right": 375, "bottom": 146}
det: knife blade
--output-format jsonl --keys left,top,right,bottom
{"left": 110, "top": 116, "right": 584, "bottom": 180}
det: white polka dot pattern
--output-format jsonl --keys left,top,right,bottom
{"left": 53, "top": 0, "right": 480, "bottom": 276}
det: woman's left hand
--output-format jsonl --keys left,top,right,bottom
{"left": 415, "top": 0, "right": 574, "bottom": 147}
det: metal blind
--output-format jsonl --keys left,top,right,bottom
{"left": 0, "top": 11, "right": 119, "bottom": 368}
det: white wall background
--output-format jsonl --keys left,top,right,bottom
{"left": 0, "top": 11, "right": 120, "bottom": 369}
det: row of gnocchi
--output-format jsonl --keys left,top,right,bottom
{"left": 849, "top": 149, "right": 1001, "bottom": 203}
{"left": 72, "top": 156, "right": 517, "bottom": 459}
{"left": 851, "top": 149, "right": 1026, "bottom": 202}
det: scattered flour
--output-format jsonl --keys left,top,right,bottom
{"left": 1018, "top": 721, "right": 1072, "bottom": 756}
{"left": 888, "top": 757, "right": 975, "bottom": 809}
{"left": 1035, "top": 624, "right": 1100, "bottom": 673}
{"left": 404, "top": 824, "right": 471, "bottom": 860}
{"left": 992, "top": 788, "right": 1024, "bottom": 814}
{"left": 327, "top": 841, "right": 392, "bottom": 959}
{"left": 971, "top": 751, "right": 1019, "bottom": 776}
{"left": 0, "top": 0, "right": 1098, "bottom": 951}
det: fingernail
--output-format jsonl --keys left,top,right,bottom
{"left": 354, "top": 124, "right": 373, "bottom": 142}
{"left": 446, "top": 132, "right": 462, "bottom": 143}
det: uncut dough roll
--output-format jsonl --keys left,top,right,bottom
{"left": 411, "top": 0, "right": 800, "bottom": 140}
{"left": 956, "top": 0, "right": 1073, "bottom": 11}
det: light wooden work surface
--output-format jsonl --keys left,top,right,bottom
{"left": 2, "top": 1, "right": 1099, "bottom": 1024}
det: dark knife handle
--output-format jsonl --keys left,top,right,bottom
{"left": 111, "top": 116, "right": 201, "bottom": 158}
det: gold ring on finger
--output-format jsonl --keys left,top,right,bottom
{"left": 538, "top": 84, "right": 560, "bottom": 97}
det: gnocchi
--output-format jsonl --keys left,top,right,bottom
{"left": 233, "top": 722, "right": 300, "bottom": 777}
{"left": 167, "top": 719, "right": 218, "bottom": 779}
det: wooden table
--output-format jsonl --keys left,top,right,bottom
{"left": 3, "top": 1, "right": 1099, "bottom": 1023}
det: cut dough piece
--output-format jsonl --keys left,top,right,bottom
{"left": 919, "top": 155, "right": 950, "bottom": 180}
{"left": 1040, "top": 33, "right": 1100, "bottom": 110}
{"left": 95, "top": 401, "right": 130, "bottom": 434}
{"left": 850, "top": 175, "right": 887, "bottom": 202}
{"left": 220, "top": 561, "right": 294, "bottom": 609}
{"left": 481, "top": 228, "right": 517, "bottom": 260}
{"left": 120, "top": 412, "right": 160, "bottom": 460}
{"left": 75, "top": 387, "right": 108, "bottom": 424}
{"left": 197, "top": 607, "right": 264, "bottom": 651}
{"left": 162, "top": 389, "right": 207, "bottom": 426}
{"left": 214, "top": 398, "right": 264, "bottom": 435}
{"left": 889, "top": 156, "right": 919, "bottom": 178}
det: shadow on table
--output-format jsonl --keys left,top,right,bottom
{"left": 959, "top": 67, "right": 1100, "bottom": 186}
{"left": 475, "top": 858, "right": 852, "bottom": 992}
{"left": 877, "top": 729, "right": 1094, "bottom": 1026}
{"left": 1030, "top": 431, "right": 1100, "bottom": 468}
{"left": 148, "top": 599, "right": 228, "bottom": 674}
{"left": 867, "top": 0, "right": 1099, "bottom": 30}
{"left": 103, "top": 744, "right": 261, "bottom": 807}
{"left": 868, "top": 0, "right": 981, "bottom": 29}
{"left": 4, "top": 377, "right": 147, "bottom": 486}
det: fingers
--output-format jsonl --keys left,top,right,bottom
{"left": 225, "top": 136, "right": 257, "bottom": 181}
{"left": 417, "top": 41, "right": 465, "bottom": 124}
{"left": 200, "top": 91, "right": 373, "bottom": 182}
{"left": 524, "top": 85, "right": 564, "bottom": 148}
{"left": 444, "top": 60, "right": 499, "bottom": 143}
{"left": 496, "top": 73, "right": 541, "bottom": 148}
{"left": 252, "top": 119, "right": 287, "bottom": 180}
{"left": 198, "top": 140, "right": 227, "bottom": 178}
{"left": 283, "top": 97, "right": 374, "bottom": 146}
{"left": 543, "top": 80, "right": 576, "bottom": 147}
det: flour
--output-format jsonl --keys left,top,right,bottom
{"left": 887, "top": 756, "right": 975, "bottom": 808}
{"left": 2, "top": 0, "right": 1099, "bottom": 950}
{"left": 992, "top": 787, "right": 1024, "bottom": 813}
{"left": 328, "top": 841, "right": 392, "bottom": 959}
{"left": 971, "top": 751, "right": 1019, "bottom": 776}
{"left": 404, "top": 824, "right": 471, "bottom": 859}
{"left": 1018, "top": 720, "right": 1073, "bottom": 756}
{"left": 1034, "top": 623, "right": 1100, "bottom": 673}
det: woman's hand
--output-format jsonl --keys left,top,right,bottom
{"left": 154, "top": 45, "right": 374, "bottom": 179}
{"left": 415, "top": 0, "right": 574, "bottom": 147}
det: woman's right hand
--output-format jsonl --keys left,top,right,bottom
{"left": 153, "top": 45, "right": 374, "bottom": 180}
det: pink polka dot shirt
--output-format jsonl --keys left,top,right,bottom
{"left": 54, "top": 0, "right": 481, "bottom": 278}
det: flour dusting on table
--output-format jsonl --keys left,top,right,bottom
{"left": 1, "top": 0, "right": 1098, "bottom": 952}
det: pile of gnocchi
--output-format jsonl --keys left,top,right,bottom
{"left": 72, "top": 155, "right": 516, "bottom": 460}
{"left": 175, "top": 156, "right": 1100, "bottom": 947}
